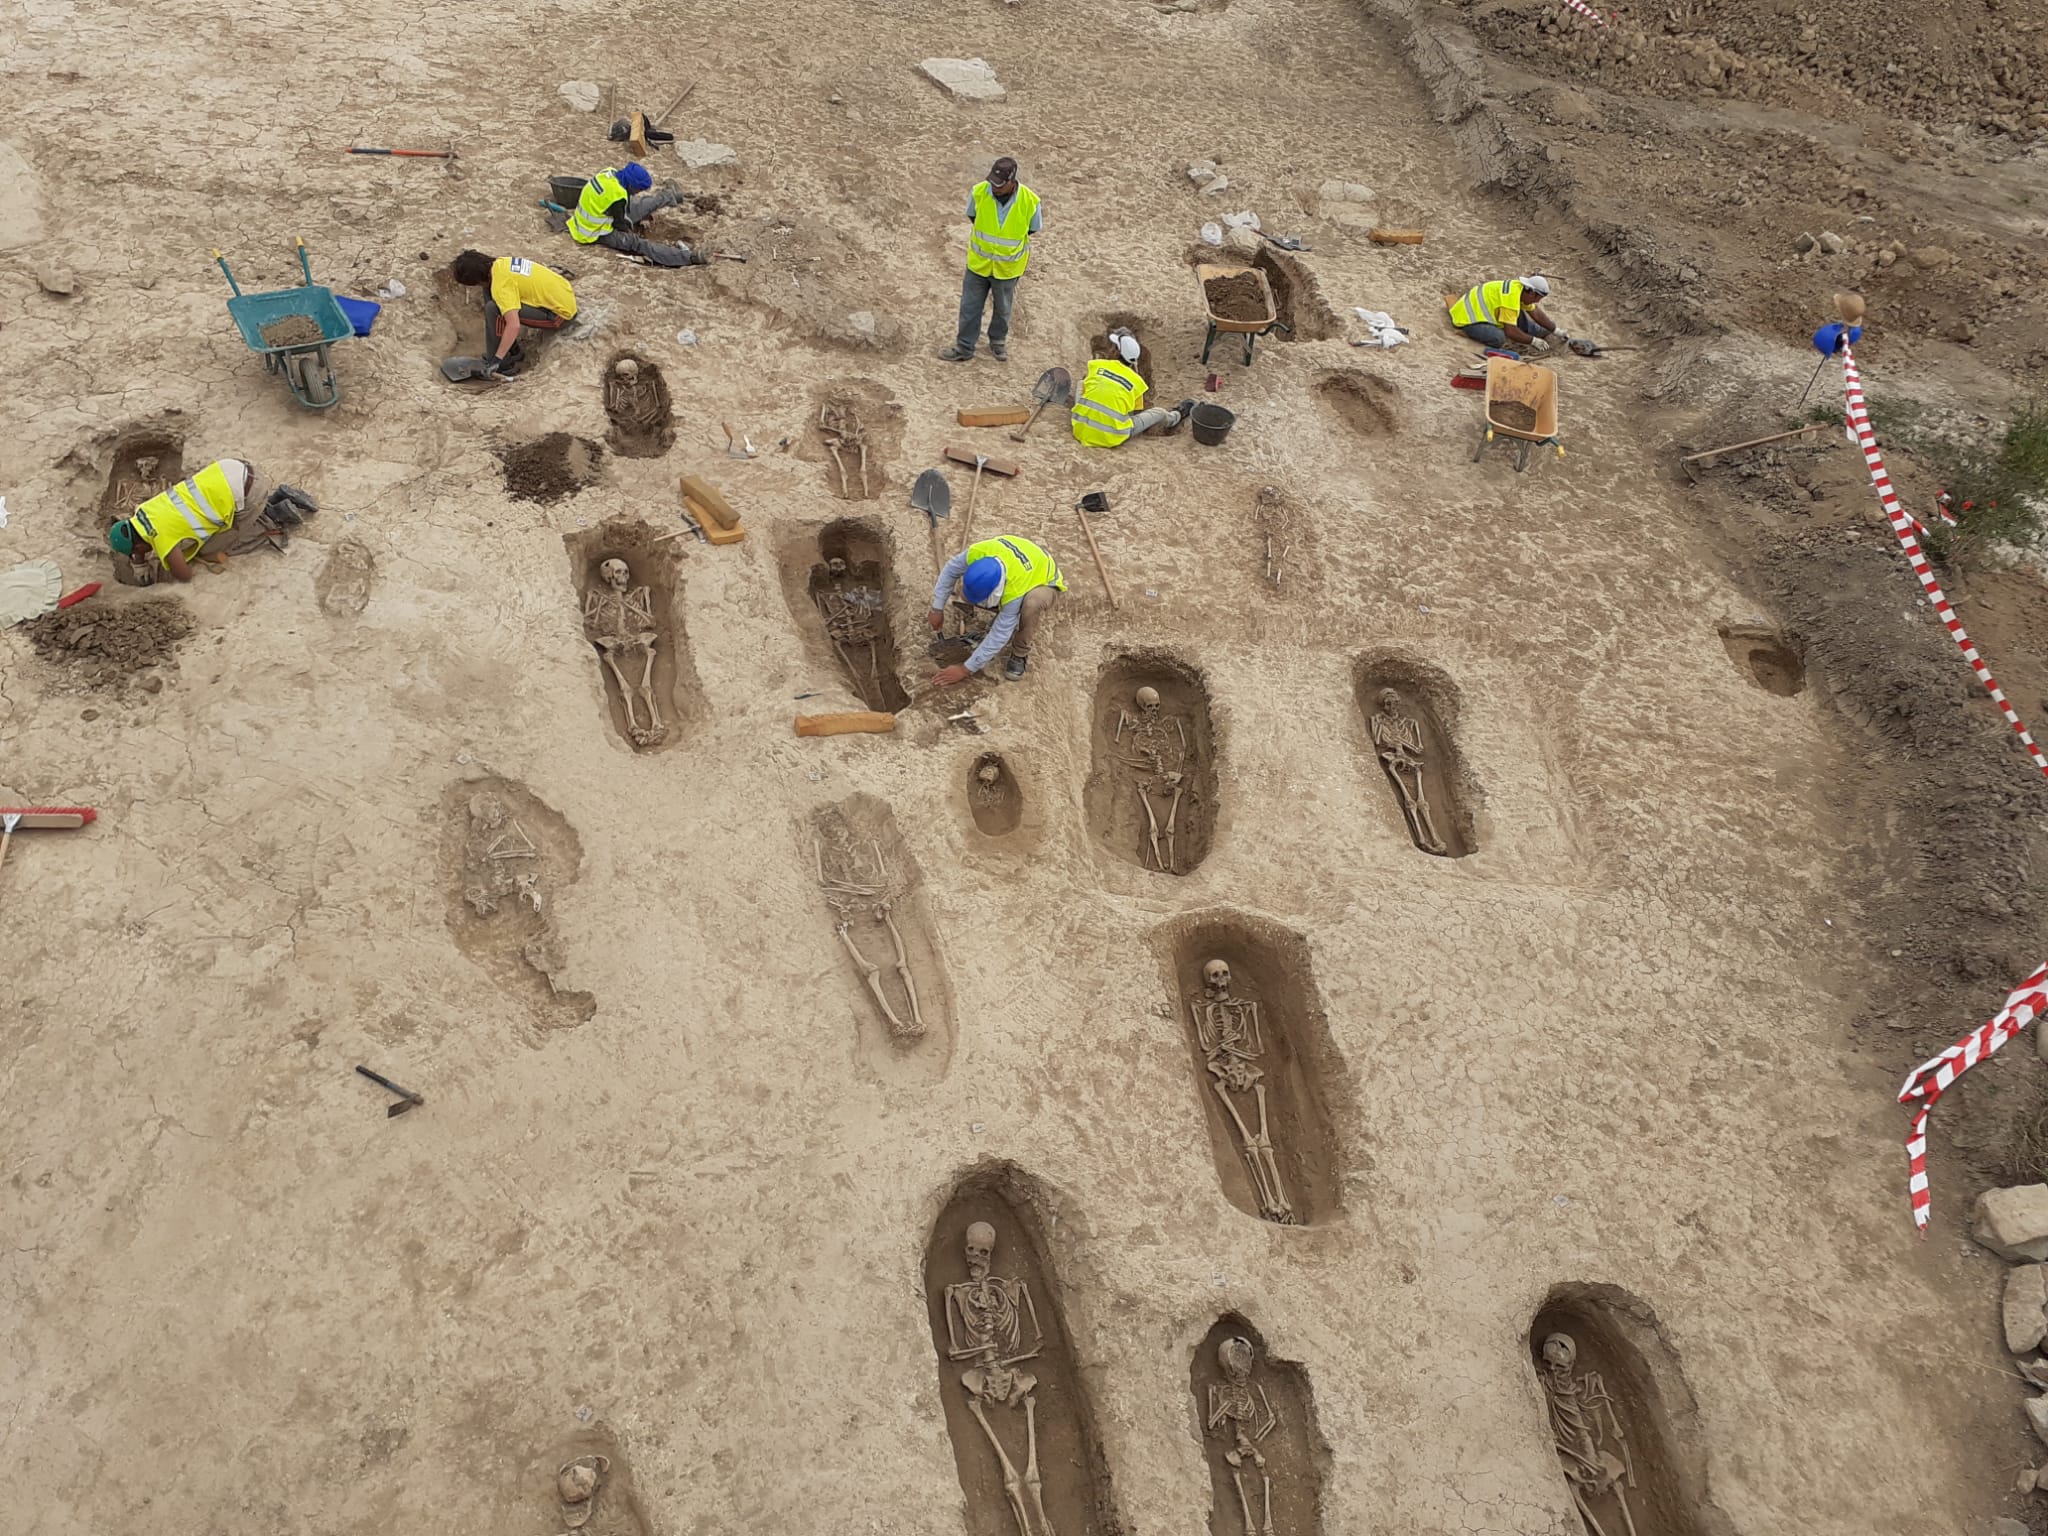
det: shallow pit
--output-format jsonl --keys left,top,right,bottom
{"left": 498, "top": 433, "right": 603, "bottom": 503}
{"left": 967, "top": 751, "right": 1023, "bottom": 837}
{"left": 314, "top": 539, "right": 377, "bottom": 617}
{"left": 1191, "top": 1313, "right": 1330, "bottom": 1536}
{"left": 1083, "top": 651, "right": 1220, "bottom": 876}
{"left": 923, "top": 1161, "right": 1118, "bottom": 1536}
{"left": 1251, "top": 247, "right": 1336, "bottom": 340}
{"left": 1717, "top": 624, "right": 1805, "bottom": 696}
{"left": 563, "top": 518, "right": 701, "bottom": 751}
{"left": 1354, "top": 654, "right": 1477, "bottom": 858}
{"left": 1156, "top": 912, "right": 1348, "bottom": 1226}
{"left": 1314, "top": 370, "right": 1403, "bottom": 437}
{"left": 1092, "top": 310, "right": 1158, "bottom": 390}
{"left": 805, "top": 378, "right": 904, "bottom": 503}
{"left": 602, "top": 353, "right": 675, "bottom": 458}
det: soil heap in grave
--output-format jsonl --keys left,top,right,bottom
{"left": 1159, "top": 913, "right": 1348, "bottom": 1226}
{"left": 810, "top": 793, "right": 953, "bottom": 1082}
{"left": 1084, "top": 653, "right": 1221, "bottom": 876}
{"left": 1192, "top": 1313, "right": 1330, "bottom": 1536}
{"left": 1355, "top": 656, "right": 1477, "bottom": 858}
{"left": 924, "top": 1165, "right": 1118, "bottom": 1536}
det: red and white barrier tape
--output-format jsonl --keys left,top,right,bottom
{"left": 1559, "top": 0, "right": 1612, "bottom": 23}
{"left": 1842, "top": 347, "right": 2048, "bottom": 780}
{"left": 1900, "top": 965, "right": 2048, "bottom": 1231}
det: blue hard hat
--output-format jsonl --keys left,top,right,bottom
{"left": 962, "top": 556, "right": 1004, "bottom": 605}
{"left": 617, "top": 161, "right": 653, "bottom": 193}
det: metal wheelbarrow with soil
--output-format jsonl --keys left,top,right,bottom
{"left": 1195, "top": 262, "right": 1290, "bottom": 366}
{"left": 1473, "top": 358, "right": 1563, "bottom": 473}
{"left": 215, "top": 238, "right": 354, "bottom": 409}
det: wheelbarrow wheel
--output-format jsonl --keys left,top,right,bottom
{"left": 1471, "top": 429, "right": 1487, "bottom": 463}
{"left": 289, "top": 347, "right": 336, "bottom": 408}
{"left": 1515, "top": 438, "right": 1531, "bottom": 473}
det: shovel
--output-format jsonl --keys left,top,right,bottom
{"left": 910, "top": 468, "right": 952, "bottom": 573}
{"left": 1076, "top": 491, "right": 1118, "bottom": 610}
{"left": 440, "top": 356, "right": 505, "bottom": 382}
{"left": 722, "top": 421, "right": 756, "bottom": 459}
{"left": 1010, "top": 366, "right": 1073, "bottom": 443}
{"left": 1257, "top": 231, "right": 1311, "bottom": 252}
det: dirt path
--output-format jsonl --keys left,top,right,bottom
{"left": 0, "top": 0, "right": 2031, "bottom": 1531}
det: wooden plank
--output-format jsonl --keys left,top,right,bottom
{"left": 1369, "top": 228, "right": 1425, "bottom": 244}
{"left": 794, "top": 711, "right": 897, "bottom": 737}
{"left": 941, "top": 444, "right": 1020, "bottom": 477}
{"left": 957, "top": 407, "right": 1032, "bottom": 428}
{"left": 678, "top": 473, "right": 738, "bottom": 529}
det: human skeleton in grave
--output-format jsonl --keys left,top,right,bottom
{"left": 814, "top": 831, "right": 925, "bottom": 1038}
{"left": 818, "top": 400, "right": 869, "bottom": 498}
{"left": 556, "top": 1454, "right": 610, "bottom": 1530}
{"left": 1369, "top": 687, "right": 1448, "bottom": 854}
{"left": 972, "top": 758, "right": 1007, "bottom": 807}
{"left": 463, "top": 791, "right": 543, "bottom": 918}
{"left": 1206, "top": 1335, "right": 1280, "bottom": 1536}
{"left": 1538, "top": 1332, "right": 1641, "bottom": 1536}
{"left": 582, "top": 556, "right": 667, "bottom": 747}
{"left": 1114, "top": 684, "right": 1192, "bottom": 873}
{"left": 811, "top": 555, "right": 890, "bottom": 708}
{"left": 1191, "top": 957, "right": 1295, "bottom": 1224}
{"left": 943, "top": 1221, "right": 1054, "bottom": 1536}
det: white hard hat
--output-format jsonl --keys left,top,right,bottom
{"left": 1521, "top": 274, "right": 1552, "bottom": 297}
{"left": 1113, "top": 332, "right": 1141, "bottom": 364}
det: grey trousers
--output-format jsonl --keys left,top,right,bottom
{"left": 596, "top": 189, "right": 696, "bottom": 267}
{"left": 953, "top": 268, "right": 1020, "bottom": 353}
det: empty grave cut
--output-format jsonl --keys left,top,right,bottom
{"left": 805, "top": 378, "right": 904, "bottom": 502}
{"left": 1156, "top": 911, "right": 1348, "bottom": 1227}
{"left": 438, "top": 775, "right": 596, "bottom": 1031}
{"left": 923, "top": 1161, "right": 1119, "bottom": 1536}
{"left": 602, "top": 352, "right": 675, "bottom": 458}
{"left": 563, "top": 517, "right": 702, "bottom": 752}
{"left": 783, "top": 517, "right": 912, "bottom": 712}
{"left": 1191, "top": 1313, "right": 1331, "bottom": 1536}
{"left": 810, "top": 792, "right": 954, "bottom": 1084}
{"left": 1528, "top": 1283, "right": 1714, "bottom": 1536}
{"left": 1313, "top": 370, "right": 1403, "bottom": 438}
{"left": 1251, "top": 248, "right": 1336, "bottom": 340}
{"left": 1083, "top": 651, "right": 1220, "bottom": 876}
{"left": 314, "top": 539, "right": 376, "bottom": 617}
{"left": 1717, "top": 624, "right": 1805, "bottom": 696}
{"left": 967, "top": 750, "right": 1023, "bottom": 837}
{"left": 498, "top": 433, "right": 603, "bottom": 503}
{"left": 1353, "top": 654, "right": 1478, "bottom": 858}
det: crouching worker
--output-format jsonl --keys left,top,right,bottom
{"left": 106, "top": 459, "right": 317, "bottom": 585}
{"left": 451, "top": 250, "right": 576, "bottom": 377}
{"left": 927, "top": 534, "right": 1067, "bottom": 686}
{"left": 1071, "top": 329, "right": 1194, "bottom": 447}
{"left": 1446, "top": 274, "right": 1562, "bottom": 352}
{"left": 567, "top": 162, "right": 697, "bottom": 267}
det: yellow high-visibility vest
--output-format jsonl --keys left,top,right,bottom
{"left": 131, "top": 460, "right": 239, "bottom": 564}
{"left": 568, "top": 170, "right": 627, "bottom": 244}
{"left": 964, "top": 535, "right": 1067, "bottom": 606}
{"left": 1070, "top": 359, "right": 1148, "bottom": 447}
{"left": 967, "top": 182, "right": 1039, "bottom": 280}
{"left": 1448, "top": 279, "right": 1525, "bottom": 328}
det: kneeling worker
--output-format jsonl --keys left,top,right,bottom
{"left": 1446, "top": 274, "right": 1563, "bottom": 351}
{"left": 1071, "top": 330, "right": 1194, "bottom": 447}
{"left": 567, "top": 162, "right": 696, "bottom": 267}
{"left": 927, "top": 534, "right": 1067, "bottom": 686}
{"left": 106, "top": 459, "right": 316, "bottom": 584}
{"left": 452, "top": 250, "right": 576, "bottom": 376}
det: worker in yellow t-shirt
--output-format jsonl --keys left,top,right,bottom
{"left": 451, "top": 249, "right": 578, "bottom": 376}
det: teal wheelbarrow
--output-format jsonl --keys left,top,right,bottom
{"left": 215, "top": 239, "right": 352, "bottom": 409}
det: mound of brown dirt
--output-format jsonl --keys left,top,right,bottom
{"left": 20, "top": 597, "right": 194, "bottom": 689}
{"left": 496, "top": 433, "right": 603, "bottom": 503}
{"left": 1204, "top": 271, "right": 1270, "bottom": 323}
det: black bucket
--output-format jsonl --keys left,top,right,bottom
{"left": 1190, "top": 403, "right": 1236, "bottom": 446}
{"left": 548, "top": 174, "right": 589, "bottom": 207}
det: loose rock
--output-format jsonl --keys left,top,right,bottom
{"left": 918, "top": 57, "right": 1005, "bottom": 102}
{"left": 1318, "top": 180, "right": 1375, "bottom": 204}
{"left": 1910, "top": 245, "right": 1956, "bottom": 270}
{"left": 2006, "top": 1265, "right": 2048, "bottom": 1353}
{"left": 558, "top": 80, "right": 601, "bottom": 112}
{"left": 1974, "top": 1185, "right": 2048, "bottom": 1262}
{"left": 1994, "top": 1518, "right": 2029, "bottom": 1536}
{"left": 1187, "top": 160, "right": 1219, "bottom": 186}
{"left": 2030, "top": 1393, "right": 2048, "bottom": 1451}
{"left": 1199, "top": 174, "right": 1232, "bottom": 197}
{"left": 36, "top": 264, "right": 75, "bottom": 295}
{"left": 1818, "top": 231, "right": 1846, "bottom": 254}
{"left": 673, "top": 139, "right": 739, "bottom": 169}
{"left": 1794, "top": 232, "right": 1817, "bottom": 253}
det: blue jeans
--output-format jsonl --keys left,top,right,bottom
{"left": 1458, "top": 317, "right": 1550, "bottom": 349}
{"left": 954, "top": 268, "right": 1019, "bottom": 353}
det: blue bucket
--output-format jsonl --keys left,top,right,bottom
{"left": 336, "top": 296, "right": 381, "bottom": 338}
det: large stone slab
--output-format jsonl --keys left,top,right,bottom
{"left": 918, "top": 57, "right": 1004, "bottom": 102}
{"left": 1975, "top": 1185, "right": 2048, "bottom": 1262}
{"left": 2007, "top": 1264, "right": 2048, "bottom": 1353}
{"left": 672, "top": 140, "right": 738, "bottom": 169}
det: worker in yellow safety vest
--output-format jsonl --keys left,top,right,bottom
{"left": 1446, "top": 274, "right": 1564, "bottom": 351}
{"left": 450, "top": 249, "right": 577, "bottom": 376}
{"left": 565, "top": 162, "right": 697, "bottom": 268}
{"left": 927, "top": 533, "right": 1068, "bottom": 684}
{"left": 939, "top": 157, "right": 1041, "bottom": 362}
{"left": 105, "top": 460, "right": 317, "bottom": 584}
{"left": 1070, "top": 329, "right": 1194, "bottom": 447}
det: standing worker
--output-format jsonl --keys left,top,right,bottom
{"left": 1446, "top": 274, "right": 1566, "bottom": 352}
{"left": 451, "top": 250, "right": 577, "bottom": 376}
{"left": 567, "top": 162, "right": 697, "bottom": 267}
{"left": 938, "top": 156, "right": 1041, "bottom": 363}
{"left": 105, "top": 459, "right": 316, "bottom": 584}
{"left": 1070, "top": 330, "right": 1194, "bottom": 447}
{"left": 927, "top": 534, "right": 1068, "bottom": 684}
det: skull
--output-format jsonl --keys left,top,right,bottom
{"left": 826, "top": 556, "right": 848, "bottom": 579}
{"left": 1135, "top": 685, "right": 1160, "bottom": 712}
{"left": 1202, "top": 958, "right": 1231, "bottom": 996}
{"left": 614, "top": 357, "right": 640, "bottom": 378}
{"left": 1377, "top": 687, "right": 1402, "bottom": 712}
{"left": 600, "top": 557, "right": 630, "bottom": 590}
{"left": 1541, "top": 1333, "right": 1578, "bottom": 1370}
{"left": 977, "top": 762, "right": 1003, "bottom": 787}
{"left": 557, "top": 1459, "right": 601, "bottom": 1505}
{"left": 964, "top": 1220, "right": 996, "bottom": 1280}
{"left": 1218, "top": 1336, "right": 1255, "bottom": 1383}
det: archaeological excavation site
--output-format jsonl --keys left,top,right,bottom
{"left": 6, "top": 0, "right": 2048, "bottom": 1530}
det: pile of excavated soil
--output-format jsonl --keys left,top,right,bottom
{"left": 20, "top": 597, "right": 194, "bottom": 689}
{"left": 259, "top": 315, "right": 325, "bottom": 348}
{"left": 496, "top": 433, "right": 603, "bottom": 503}
{"left": 1205, "top": 271, "right": 1270, "bottom": 323}
{"left": 1492, "top": 399, "right": 1539, "bottom": 433}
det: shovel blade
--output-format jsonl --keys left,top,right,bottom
{"left": 440, "top": 356, "right": 494, "bottom": 381}
{"left": 1033, "top": 366, "right": 1073, "bottom": 407}
{"left": 910, "top": 468, "right": 952, "bottom": 520}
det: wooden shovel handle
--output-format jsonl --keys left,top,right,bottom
{"left": 1076, "top": 506, "right": 1118, "bottom": 611}
{"left": 1010, "top": 400, "right": 1049, "bottom": 443}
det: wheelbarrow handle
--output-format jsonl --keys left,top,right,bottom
{"left": 296, "top": 236, "right": 313, "bottom": 287}
{"left": 213, "top": 248, "right": 242, "bottom": 297}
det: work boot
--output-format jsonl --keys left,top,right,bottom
{"left": 1004, "top": 653, "right": 1029, "bottom": 681}
{"left": 990, "top": 341, "right": 1008, "bottom": 361}
{"left": 1164, "top": 399, "right": 1196, "bottom": 434}
{"left": 937, "top": 343, "right": 973, "bottom": 362}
